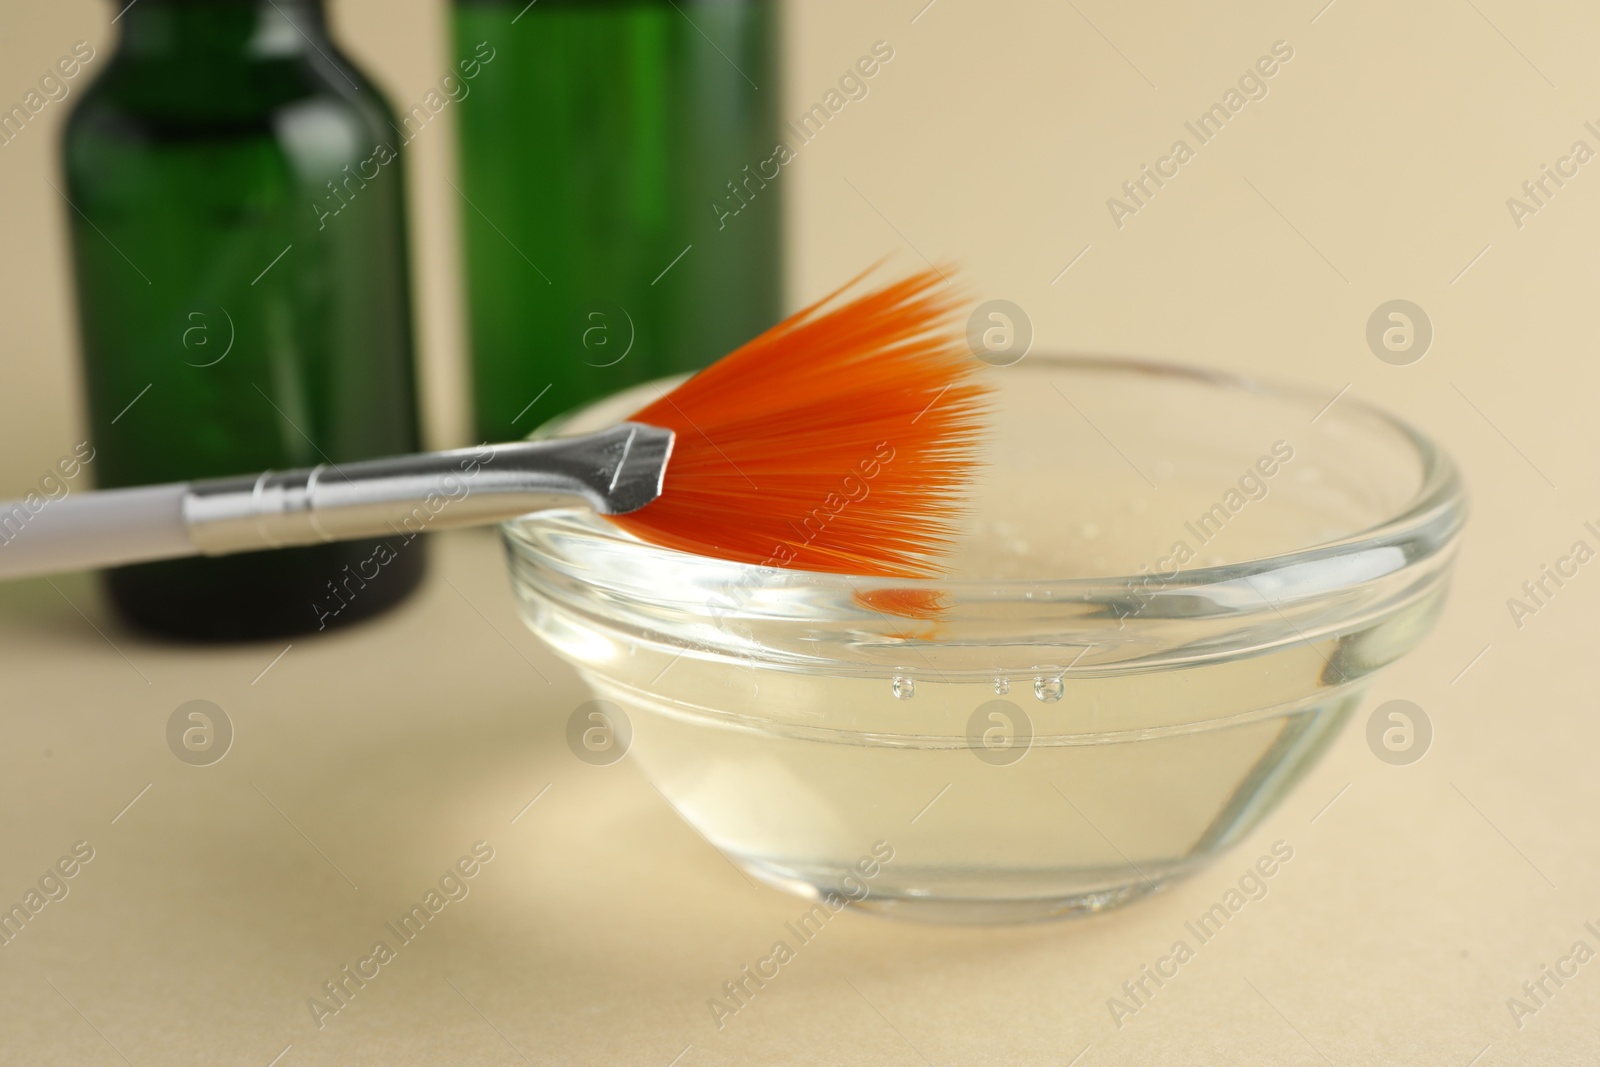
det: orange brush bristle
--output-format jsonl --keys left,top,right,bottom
{"left": 610, "top": 267, "right": 989, "bottom": 578}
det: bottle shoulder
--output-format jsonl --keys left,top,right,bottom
{"left": 67, "top": 50, "right": 398, "bottom": 152}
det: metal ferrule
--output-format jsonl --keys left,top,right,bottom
{"left": 182, "top": 423, "right": 673, "bottom": 556}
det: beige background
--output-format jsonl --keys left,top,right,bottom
{"left": 1, "top": 0, "right": 1597, "bottom": 1063}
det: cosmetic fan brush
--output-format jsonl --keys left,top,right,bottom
{"left": 0, "top": 268, "right": 987, "bottom": 583}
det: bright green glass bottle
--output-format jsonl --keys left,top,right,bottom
{"left": 452, "top": 0, "right": 782, "bottom": 441}
{"left": 63, "top": 0, "right": 425, "bottom": 640}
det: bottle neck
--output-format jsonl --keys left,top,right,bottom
{"left": 115, "top": 0, "right": 330, "bottom": 62}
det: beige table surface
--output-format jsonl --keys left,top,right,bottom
{"left": 3, "top": 1, "right": 1599, "bottom": 1063}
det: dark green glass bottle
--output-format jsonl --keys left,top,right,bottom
{"left": 452, "top": 0, "right": 781, "bottom": 441}
{"left": 63, "top": 0, "right": 425, "bottom": 640}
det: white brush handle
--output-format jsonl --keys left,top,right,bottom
{"left": 0, "top": 425, "right": 673, "bottom": 583}
{"left": 0, "top": 484, "right": 193, "bottom": 580}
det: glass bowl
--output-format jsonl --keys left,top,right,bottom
{"left": 502, "top": 356, "right": 1466, "bottom": 924}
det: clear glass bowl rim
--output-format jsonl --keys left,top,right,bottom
{"left": 506, "top": 354, "right": 1468, "bottom": 616}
